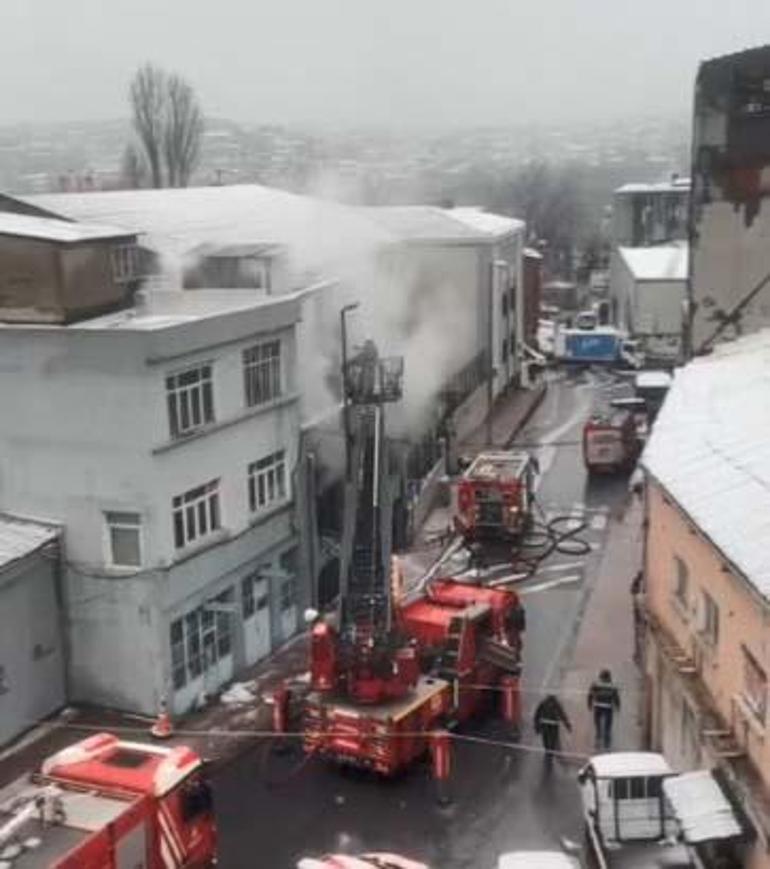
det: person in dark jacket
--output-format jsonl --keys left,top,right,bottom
{"left": 533, "top": 694, "right": 572, "bottom": 771}
{"left": 587, "top": 669, "right": 620, "bottom": 749}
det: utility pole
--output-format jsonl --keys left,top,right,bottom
{"left": 340, "top": 302, "right": 359, "bottom": 481}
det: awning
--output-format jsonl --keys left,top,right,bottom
{"left": 663, "top": 770, "right": 743, "bottom": 844}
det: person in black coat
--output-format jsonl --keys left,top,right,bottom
{"left": 533, "top": 694, "right": 572, "bottom": 770}
{"left": 587, "top": 669, "right": 621, "bottom": 749}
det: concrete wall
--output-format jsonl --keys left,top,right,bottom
{"left": 645, "top": 480, "right": 770, "bottom": 863}
{"left": 0, "top": 300, "right": 305, "bottom": 714}
{"left": 0, "top": 544, "right": 66, "bottom": 746}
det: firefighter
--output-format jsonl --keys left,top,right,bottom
{"left": 533, "top": 694, "right": 572, "bottom": 771}
{"left": 587, "top": 669, "right": 620, "bottom": 750}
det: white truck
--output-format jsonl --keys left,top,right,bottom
{"left": 578, "top": 752, "right": 745, "bottom": 868}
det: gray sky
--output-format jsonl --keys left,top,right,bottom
{"left": 3, "top": 0, "right": 770, "bottom": 127}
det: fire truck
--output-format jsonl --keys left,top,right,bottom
{"left": 0, "top": 732, "right": 217, "bottom": 868}
{"left": 301, "top": 341, "right": 525, "bottom": 776}
{"left": 582, "top": 408, "right": 640, "bottom": 475}
{"left": 452, "top": 451, "right": 537, "bottom": 541}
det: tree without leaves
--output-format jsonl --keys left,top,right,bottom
{"left": 120, "top": 143, "right": 148, "bottom": 189}
{"left": 164, "top": 74, "right": 203, "bottom": 188}
{"left": 130, "top": 64, "right": 166, "bottom": 188}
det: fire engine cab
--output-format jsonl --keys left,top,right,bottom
{"left": 0, "top": 732, "right": 216, "bottom": 869}
{"left": 452, "top": 451, "right": 536, "bottom": 541}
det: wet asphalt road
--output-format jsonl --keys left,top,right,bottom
{"left": 213, "top": 371, "right": 631, "bottom": 869}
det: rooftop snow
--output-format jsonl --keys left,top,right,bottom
{"left": 0, "top": 514, "right": 59, "bottom": 571}
{"left": 363, "top": 205, "right": 522, "bottom": 242}
{"left": 19, "top": 185, "right": 393, "bottom": 271}
{"left": 74, "top": 289, "right": 297, "bottom": 332}
{"left": 663, "top": 771, "right": 742, "bottom": 843}
{"left": 588, "top": 752, "right": 672, "bottom": 778}
{"left": 642, "top": 330, "right": 770, "bottom": 599}
{"left": 0, "top": 211, "right": 134, "bottom": 244}
{"left": 619, "top": 243, "right": 688, "bottom": 282}
{"left": 615, "top": 178, "right": 691, "bottom": 195}
{"left": 448, "top": 207, "right": 524, "bottom": 238}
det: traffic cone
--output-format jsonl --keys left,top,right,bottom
{"left": 150, "top": 697, "right": 174, "bottom": 739}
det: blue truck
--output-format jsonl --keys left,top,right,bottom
{"left": 555, "top": 327, "right": 637, "bottom": 365}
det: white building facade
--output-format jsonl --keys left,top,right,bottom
{"left": 0, "top": 290, "right": 304, "bottom": 715}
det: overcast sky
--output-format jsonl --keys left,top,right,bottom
{"left": 3, "top": 0, "right": 770, "bottom": 128}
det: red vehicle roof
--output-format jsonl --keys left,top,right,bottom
{"left": 42, "top": 733, "right": 201, "bottom": 797}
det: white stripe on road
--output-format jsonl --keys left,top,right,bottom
{"left": 521, "top": 574, "right": 582, "bottom": 595}
{"left": 538, "top": 561, "right": 586, "bottom": 574}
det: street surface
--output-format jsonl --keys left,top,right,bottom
{"left": 213, "top": 371, "right": 637, "bottom": 869}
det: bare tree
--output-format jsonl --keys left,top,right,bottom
{"left": 129, "top": 64, "right": 166, "bottom": 188}
{"left": 164, "top": 74, "right": 204, "bottom": 187}
{"left": 120, "top": 143, "right": 148, "bottom": 189}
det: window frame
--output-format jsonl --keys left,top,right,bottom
{"left": 166, "top": 363, "right": 215, "bottom": 439}
{"left": 673, "top": 555, "right": 689, "bottom": 611}
{"left": 104, "top": 510, "right": 142, "bottom": 568}
{"left": 247, "top": 450, "right": 289, "bottom": 514}
{"left": 700, "top": 590, "right": 719, "bottom": 647}
{"left": 242, "top": 340, "right": 282, "bottom": 408}
{"left": 111, "top": 244, "right": 139, "bottom": 283}
{"left": 172, "top": 480, "right": 222, "bottom": 550}
{"left": 280, "top": 577, "right": 297, "bottom": 612}
{"left": 742, "top": 646, "right": 768, "bottom": 724}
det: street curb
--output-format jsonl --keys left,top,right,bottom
{"left": 502, "top": 381, "right": 548, "bottom": 449}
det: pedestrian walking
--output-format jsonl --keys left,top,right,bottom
{"left": 587, "top": 669, "right": 620, "bottom": 750}
{"left": 533, "top": 694, "right": 572, "bottom": 771}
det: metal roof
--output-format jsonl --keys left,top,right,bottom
{"left": 663, "top": 770, "right": 743, "bottom": 843}
{"left": 588, "top": 752, "right": 672, "bottom": 778}
{"left": 0, "top": 514, "right": 59, "bottom": 572}
{"left": 0, "top": 212, "right": 134, "bottom": 244}
{"left": 642, "top": 329, "right": 770, "bottom": 600}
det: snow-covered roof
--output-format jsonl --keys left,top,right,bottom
{"left": 362, "top": 205, "right": 522, "bottom": 243}
{"left": 615, "top": 178, "right": 691, "bottom": 195}
{"left": 523, "top": 247, "right": 544, "bottom": 260}
{"left": 635, "top": 370, "right": 673, "bottom": 390}
{"left": 448, "top": 207, "right": 524, "bottom": 238}
{"left": 19, "top": 185, "right": 393, "bottom": 272}
{"left": 0, "top": 211, "right": 133, "bottom": 244}
{"left": 663, "top": 771, "right": 742, "bottom": 843}
{"left": 0, "top": 514, "right": 59, "bottom": 572}
{"left": 619, "top": 243, "right": 688, "bottom": 282}
{"left": 643, "top": 330, "right": 770, "bottom": 598}
{"left": 588, "top": 752, "right": 672, "bottom": 778}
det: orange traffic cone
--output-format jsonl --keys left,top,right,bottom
{"left": 150, "top": 697, "right": 174, "bottom": 739}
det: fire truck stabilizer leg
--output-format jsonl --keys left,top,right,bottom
{"left": 430, "top": 729, "right": 452, "bottom": 807}
{"left": 272, "top": 683, "right": 291, "bottom": 755}
{"left": 500, "top": 675, "right": 521, "bottom": 735}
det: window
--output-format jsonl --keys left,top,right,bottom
{"left": 742, "top": 647, "right": 767, "bottom": 724}
{"left": 166, "top": 364, "right": 214, "bottom": 438}
{"left": 105, "top": 511, "right": 141, "bottom": 567}
{"left": 111, "top": 244, "right": 139, "bottom": 283}
{"left": 501, "top": 293, "right": 508, "bottom": 317}
{"left": 700, "top": 591, "right": 719, "bottom": 647}
{"left": 673, "top": 556, "right": 689, "bottom": 608}
{"left": 501, "top": 338, "right": 509, "bottom": 360}
{"left": 280, "top": 577, "right": 297, "bottom": 612}
{"left": 170, "top": 593, "right": 234, "bottom": 690}
{"left": 172, "top": 480, "right": 221, "bottom": 549}
{"left": 243, "top": 341, "right": 281, "bottom": 407}
{"left": 248, "top": 450, "right": 288, "bottom": 513}
{"left": 170, "top": 620, "right": 186, "bottom": 690}
{"left": 609, "top": 777, "right": 660, "bottom": 800}
{"left": 242, "top": 574, "right": 256, "bottom": 619}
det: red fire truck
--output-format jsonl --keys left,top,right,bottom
{"left": 452, "top": 451, "right": 537, "bottom": 541}
{"left": 0, "top": 732, "right": 217, "bottom": 868}
{"left": 299, "top": 340, "right": 524, "bottom": 776}
{"left": 582, "top": 408, "right": 640, "bottom": 474}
